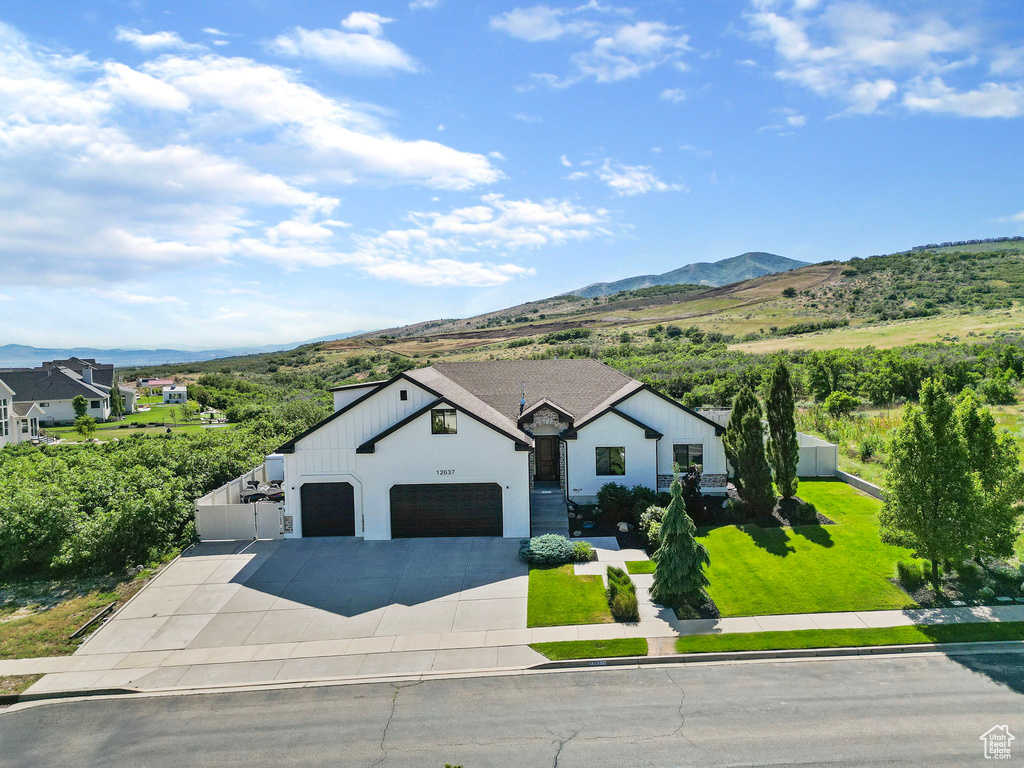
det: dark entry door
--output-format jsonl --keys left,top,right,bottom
{"left": 390, "top": 483, "right": 503, "bottom": 537}
{"left": 300, "top": 482, "right": 355, "bottom": 537}
{"left": 535, "top": 436, "right": 559, "bottom": 481}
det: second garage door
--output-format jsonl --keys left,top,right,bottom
{"left": 390, "top": 483, "right": 503, "bottom": 538}
{"left": 300, "top": 482, "right": 355, "bottom": 537}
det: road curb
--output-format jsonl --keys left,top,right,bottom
{"left": 7, "top": 639, "right": 1024, "bottom": 707}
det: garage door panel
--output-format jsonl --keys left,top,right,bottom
{"left": 301, "top": 482, "right": 355, "bottom": 537}
{"left": 390, "top": 483, "right": 502, "bottom": 538}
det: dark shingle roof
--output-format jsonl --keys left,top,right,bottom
{"left": 426, "top": 360, "right": 638, "bottom": 425}
{"left": 0, "top": 367, "right": 108, "bottom": 401}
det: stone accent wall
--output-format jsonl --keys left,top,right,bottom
{"left": 657, "top": 474, "right": 674, "bottom": 490}
{"left": 701, "top": 473, "right": 728, "bottom": 488}
{"left": 521, "top": 406, "right": 570, "bottom": 435}
{"left": 528, "top": 452, "right": 536, "bottom": 490}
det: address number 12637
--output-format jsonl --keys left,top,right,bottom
{"left": 436, "top": 469, "right": 455, "bottom": 476}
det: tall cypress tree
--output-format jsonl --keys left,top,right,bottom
{"left": 650, "top": 476, "right": 710, "bottom": 609}
{"left": 109, "top": 372, "right": 125, "bottom": 419}
{"left": 724, "top": 386, "right": 776, "bottom": 516}
{"left": 765, "top": 360, "right": 799, "bottom": 499}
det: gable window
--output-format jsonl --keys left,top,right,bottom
{"left": 90, "top": 400, "right": 100, "bottom": 409}
{"left": 39, "top": 402, "right": 49, "bottom": 407}
{"left": 399, "top": 389, "right": 408, "bottom": 401}
{"left": 431, "top": 408, "right": 457, "bottom": 434}
{"left": 673, "top": 443, "right": 704, "bottom": 471}
{"left": 595, "top": 446, "right": 625, "bottom": 476}
{"left": 0, "top": 398, "right": 7, "bottom": 436}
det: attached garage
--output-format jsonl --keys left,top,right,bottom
{"left": 390, "top": 483, "right": 503, "bottom": 538}
{"left": 300, "top": 482, "right": 355, "bottom": 537}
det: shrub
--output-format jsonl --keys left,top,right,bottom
{"left": 794, "top": 501, "right": 818, "bottom": 524}
{"left": 895, "top": 561, "right": 927, "bottom": 592}
{"left": 858, "top": 434, "right": 884, "bottom": 462}
{"left": 628, "top": 485, "right": 660, "bottom": 525}
{"left": 596, "top": 482, "right": 633, "bottom": 520}
{"left": 639, "top": 505, "right": 666, "bottom": 547}
{"left": 978, "top": 377, "right": 1017, "bottom": 405}
{"left": 955, "top": 561, "right": 983, "bottom": 586}
{"left": 988, "top": 562, "right": 1020, "bottom": 585}
{"left": 571, "top": 540, "right": 597, "bottom": 562}
{"left": 978, "top": 585, "right": 995, "bottom": 599}
{"left": 824, "top": 391, "right": 860, "bottom": 418}
{"left": 518, "top": 534, "right": 576, "bottom": 565}
{"left": 781, "top": 286, "right": 797, "bottom": 298}
{"left": 606, "top": 566, "right": 640, "bottom": 622}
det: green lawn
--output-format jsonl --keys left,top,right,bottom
{"left": 675, "top": 621, "right": 1024, "bottom": 654}
{"left": 625, "top": 560, "right": 655, "bottom": 574}
{"left": 50, "top": 423, "right": 213, "bottom": 442}
{"left": 698, "top": 479, "right": 918, "bottom": 617}
{"left": 527, "top": 565, "right": 613, "bottom": 627}
{"left": 531, "top": 638, "right": 648, "bottom": 660}
{"left": 0, "top": 674, "right": 43, "bottom": 696}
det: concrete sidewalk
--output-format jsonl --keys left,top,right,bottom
{"left": 7, "top": 601, "right": 1024, "bottom": 695}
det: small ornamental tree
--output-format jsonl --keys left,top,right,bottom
{"left": 765, "top": 360, "right": 799, "bottom": 499}
{"left": 72, "top": 395, "right": 88, "bottom": 418}
{"left": 109, "top": 377, "right": 125, "bottom": 419}
{"left": 74, "top": 415, "right": 96, "bottom": 439}
{"left": 955, "top": 389, "right": 1023, "bottom": 561}
{"left": 724, "top": 386, "right": 776, "bottom": 516}
{"left": 880, "top": 378, "right": 981, "bottom": 587}
{"left": 650, "top": 476, "right": 710, "bottom": 609}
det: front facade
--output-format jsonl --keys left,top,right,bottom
{"left": 162, "top": 385, "right": 188, "bottom": 404}
{"left": 278, "top": 360, "right": 727, "bottom": 541}
{"left": 0, "top": 357, "right": 133, "bottom": 425}
{"left": 0, "top": 379, "right": 46, "bottom": 446}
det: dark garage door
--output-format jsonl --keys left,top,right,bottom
{"left": 390, "top": 483, "right": 503, "bottom": 538}
{"left": 300, "top": 482, "right": 355, "bottom": 537}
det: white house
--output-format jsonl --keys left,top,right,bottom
{"left": 163, "top": 385, "right": 188, "bottom": 405}
{"left": 0, "top": 378, "right": 46, "bottom": 446}
{"left": 276, "top": 360, "right": 727, "bottom": 540}
{"left": 0, "top": 358, "right": 135, "bottom": 425}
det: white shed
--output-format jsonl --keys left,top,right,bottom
{"left": 162, "top": 385, "right": 188, "bottom": 405}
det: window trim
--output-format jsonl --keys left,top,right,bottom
{"left": 672, "top": 441, "right": 705, "bottom": 472}
{"left": 90, "top": 400, "right": 101, "bottom": 409}
{"left": 430, "top": 408, "right": 457, "bottom": 435}
{"left": 399, "top": 389, "right": 408, "bottom": 401}
{"left": 595, "top": 446, "right": 626, "bottom": 476}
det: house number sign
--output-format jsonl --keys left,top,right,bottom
{"left": 436, "top": 469, "right": 455, "bottom": 476}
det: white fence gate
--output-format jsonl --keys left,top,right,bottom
{"left": 194, "top": 462, "right": 285, "bottom": 540}
{"left": 796, "top": 432, "right": 838, "bottom": 477}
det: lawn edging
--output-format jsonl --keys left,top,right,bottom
{"left": 530, "top": 638, "right": 648, "bottom": 662}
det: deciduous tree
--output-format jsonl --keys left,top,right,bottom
{"left": 71, "top": 395, "right": 88, "bottom": 418}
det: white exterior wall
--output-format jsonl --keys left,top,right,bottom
{"left": 285, "top": 380, "right": 529, "bottom": 539}
{"left": 332, "top": 384, "right": 381, "bottom": 411}
{"left": 32, "top": 397, "right": 110, "bottom": 424}
{"left": 566, "top": 413, "right": 657, "bottom": 502}
{"left": 615, "top": 389, "right": 727, "bottom": 490}
{"left": 0, "top": 381, "right": 13, "bottom": 448}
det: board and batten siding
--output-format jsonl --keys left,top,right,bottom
{"left": 566, "top": 412, "right": 657, "bottom": 503}
{"left": 284, "top": 379, "right": 529, "bottom": 539}
{"left": 615, "top": 389, "right": 728, "bottom": 492}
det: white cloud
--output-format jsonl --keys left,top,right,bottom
{"left": 0, "top": 21, "right": 508, "bottom": 289}
{"left": 91, "top": 289, "right": 186, "bottom": 305}
{"left": 597, "top": 160, "right": 685, "bottom": 196}
{"left": 560, "top": 154, "right": 572, "bottom": 166}
{"left": 745, "top": 1, "right": 1020, "bottom": 117}
{"left": 493, "top": 5, "right": 690, "bottom": 86}
{"left": 410, "top": 0, "right": 441, "bottom": 8}
{"left": 114, "top": 27, "right": 202, "bottom": 52}
{"left": 660, "top": 87, "right": 686, "bottom": 103}
{"left": 786, "top": 113, "right": 806, "bottom": 126}
{"left": 203, "top": 28, "right": 230, "bottom": 37}
{"left": 268, "top": 12, "right": 419, "bottom": 73}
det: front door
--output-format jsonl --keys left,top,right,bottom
{"left": 535, "top": 436, "right": 559, "bottom": 481}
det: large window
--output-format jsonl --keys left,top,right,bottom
{"left": 431, "top": 408, "right": 457, "bottom": 434}
{"left": 673, "top": 443, "right": 704, "bottom": 471}
{"left": 90, "top": 400, "right": 100, "bottom": 409}
{"left": 595, "top": 446, "right": 625, "bottom": 476}
{"left": 0, "top": 398, "right": 7, "bottom": 437}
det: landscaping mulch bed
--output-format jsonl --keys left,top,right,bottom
{"left": 567, "top": 503, "right": 641, "bottom": 550}
{"left": 673, "top": 595, "right": 721, "bottom": 621}
{"left": 891, "top": 566, "right": 1024, "bottom": 610}
{"left": 694, "top": 494, "right": 834, "bottom": 529}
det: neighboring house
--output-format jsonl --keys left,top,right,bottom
{"left": 138, "top": 378, "right": 174, "bottom": 391}
{"left": 162, "top": 385, "right": 188, "bottom": 405}
{"left": 0, "top": 378, "right": 46, "bottom": 446}
{"left": 276, "top": 360, "right": 728, "bottom": 541}
{"left": 0, "top": 357, "right": 135, "bottom": 425}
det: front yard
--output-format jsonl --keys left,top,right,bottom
{"left": 526, "top": 565, "right": 613, "bottom": 627}
{"left": 696, "top": 480, "right": 918, "bottom": 617}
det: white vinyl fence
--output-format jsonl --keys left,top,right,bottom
{"left": 796, "top": 432, "right": 838, "bottom": 477}
{"left": 195, "top": 462, "right": 284, "bottom": 540}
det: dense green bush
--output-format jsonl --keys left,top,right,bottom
{"left": 606, "top": 566, "right": 640, "bottom": 622}
{"left": 894, "top": 561, "right": 928, "bottom": 592}
{"left": 595, "top": 482, "right": 632, "bottom": 520}
{"left": 571, "top": 540, "right": 597, "bottom": 562}
{"left": 824, "top": 390, "right": 860, "bottom": 418}
{"left": 639, "top": 505, "right": 666, "bottom": 547}
{"left": 0, "top": 429, "right": 277, "bottom": 578}
{"left": 518, "top": 534, "right": 576, "bottom": 565}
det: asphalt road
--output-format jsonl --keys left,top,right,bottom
{"left": 3, "top": 652, "right": 1022, "bottom": 767}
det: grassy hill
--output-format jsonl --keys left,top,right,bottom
{"left": 567, "top": 252, "right": 810, "bottom": 297}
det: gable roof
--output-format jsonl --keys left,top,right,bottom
{"left": 429, "top": 360, "right": 636, "bottom": 425}
{"left": 0, "top": 366, "right": 109, "bottom": 402}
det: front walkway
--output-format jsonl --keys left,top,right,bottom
{"left": 6, "top": 539, "right": 1024, "bottom": 696}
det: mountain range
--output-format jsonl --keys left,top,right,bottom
{"left": 566, "top": 252, "right": 810, "bottom": 298}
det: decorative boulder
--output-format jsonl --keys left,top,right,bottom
{"left": 617, "top": 522, "right": 634, "bottom": 532}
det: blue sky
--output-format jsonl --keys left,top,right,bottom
{"left": 1, "top": 0, "right": 1022, "bottom": 349}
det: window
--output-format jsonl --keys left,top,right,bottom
{"left": 0, "top": 397, "right": 7, "bottom": 436}
{"left": 399, "top": 389, "right": 408, "bottom": 401}
{"left": 596, "top": 446, "right": 625, "bottom": 476}
{"left": 431, "top": 408, "right": 457, "bottom": 434}
{"left": 39, "top": 402, "right": 49, "bottom": 407}
{"left": 21, "top": 423, "right": 28, "bottom": 433}
{"left": 90, "top": 400, "right": 100, "bottom": 409}
{"left": 673, "top": 443, "right": 704, "bottom": 471}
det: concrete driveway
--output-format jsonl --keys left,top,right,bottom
{"left": 79, "top": 537, "right": 529, "bottom": 658}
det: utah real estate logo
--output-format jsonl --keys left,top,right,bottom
{"left": 980, "top": 725, "right": 1014, "bottom": 759}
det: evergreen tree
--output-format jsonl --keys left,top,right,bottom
{"left": 955, "top": 389, "right": 1023, "bottom": 561}
{"left": 650, "top": 476, "right": 710, "bottom": 609}
{"left": 880, "top": 378, "right": 981, "bottom": 587}
{"left": 71, "top": 395, "right": 88, "bottom": 418}
{"left": 765, "top": 360, "right": 799, "bottom": 499}
{"left": 109, "top": 375, "right": 124, "bottom": 419}
{"left": 724, "top": 386, "right": 776, "bottom": 516}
